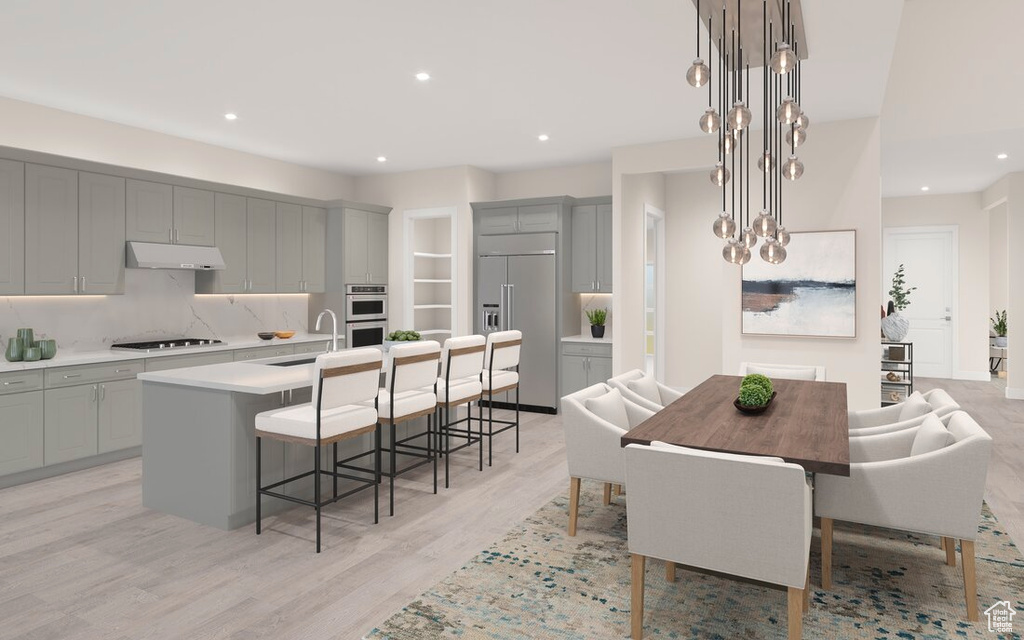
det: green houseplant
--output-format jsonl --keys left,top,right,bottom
{"left": 383, "top": 329, "right": 421, "bottom": 352}
{"left": 586, "top": 308, "right": 607, "bottom": 339}
{"left": 992, "top": 310, "right": 1007, "bottom": 348}
{"left": 882, "top": 264, "right": 916, "bottom": 342}
{"left": 736, "top": 374, "right": 774, "bottom": 413}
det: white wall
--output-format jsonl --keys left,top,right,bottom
{"left": 0, "top": 97, "right": 354, "bottom": 200}
{"left": 984, "top": 173, "right": 1024, "bottom": 398}
{"left": 494, "top": 162, "right": 611, "bottom": 200}
{"left": 616, "top": 173, "right": 665, "bottom": 370}
{"left": 613, "top": 118, "right": 883, "bottom": 409}
{"left": 990, "top": 203, "right": 1008, "bottom": 315}
{"left": 882, "top": 193, "right": 990, "bottom": 380}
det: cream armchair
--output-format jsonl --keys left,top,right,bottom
{"left": 738, "top": 362, "right": 826, "bottom": 381}
{"left": 607, "top": 369, "right": 685, "bottom": 412}
{"left": 560, "top": 384, "right": 654, "bottom": 536}
{"left": 815, "top": 411, "right": 992, "bottom": 620}
{"left": 624, "top": 442, "right": 812, "bottom": 639}
{"left": 847, "top": 389, "right": 959, "bottom": 436}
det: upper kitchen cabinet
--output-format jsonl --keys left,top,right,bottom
{"left": 342, "top": 207, "right": 389, "bottom": 285}
{"left": 474, "top": 200, "right": 561, "bottom": 236}
{"left": 127, "top": 180, "right": 214, "bottom": 246}
{"left": 246, "top": 198, "right": 277, "bottom": 293}
{"left": 196, "top": 193, "right": 247, "bottom": 294}
{"left": 301, "top": 206, "right": 326, "bottom": 293}
{"left": 518, "top": 203, "right": 560, "bottom": 233}
{"left": 172, "top": 187, "right": 215, "bottom": 246}
{"left": 78, "top": 172, "right": 126, "bottom": 295}
{"left": 0, "top": 160, "right": 25, "bottom": 295}
{"left": 476, "top": 206, "right": 518, "bottom": 235}
{"left": 126, "top": 179, "right": 172, "bottom": 243}
{"left": 275, "top": 202, "right": 303, "bottom": 292}
{"left": 24, "top": 164, "right": 78, "bottom": 295}
{"left": 571, "top": 197, "right": 612, "bottom": 293}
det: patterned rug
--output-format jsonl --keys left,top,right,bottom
{"left": 367, "top": 484, "right": 1024, "bottom": 639}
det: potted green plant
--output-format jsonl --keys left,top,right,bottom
{"left": 586, "top": 308, "right": 607, "bottom": 339}
{"left": 882, "top": 264, "right": 916, "bottom": 342}
{"left": 383, "top": 329, "right": 421, "bottom": 352}
{"left": 992, "top": 310, "right": 1008, "bottom": 348}
{"left": 735, "top": 374, "right": 775, "bottom": 414}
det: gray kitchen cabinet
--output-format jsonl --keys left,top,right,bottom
{"left": 0, "top": 159, "right": 25, "bottom": 295}
{"left": 301, "top": 206, "right": 326, "bottom": 293}
{"left": 293, "top": 340, "right": 330, "bottom": 355}
{"left": 560, "top": 342, "right": 613, "bottom": 396}
{"left": 561, "top": 355, "right": 590, "bottom": 398}
{"left": 172, "top": 186, "right": 216, "bottom": 246}
{"left": 44, "top": 384, "right": 99, "bottom": 465}
{"left": 477, "top": 203, "right": 559, "bottom": 235}
{"left": 477, "top": 206, "right": 518, "bottom": 235}
{"left": 518, "top": 204, "right": 560, "bottom": 233}
{"left": 233, "top": 344, "right": 296, "bottom": 361}
{"left": 78, "top": 172, "right": 126, "bottom": 295}
{"left": 596, "top": 203, "right": 612, "bottom": 292}
{"left": 276, "top": 202, "right": 303, "bottom": 293}
{"left": 25, "top": 164, "right": 78, "bottom": 295}
{"left": 145, "top": 351, "right": 234, "bottom": 372}
{"left": 343, "top": 207, "right": 389, "bottom": 284}
{"left": 196, "top": 193, "right": 247, "bottom": 294}
{"left": 126, "top": 179, "right": 173, "bottom": 243}
{"left": 246, "top": 198, "right": 277, "bottom": 293}
{"left": 0, "top": 390, "right": 44, "bottom": 475}
{"left": 589, "top": 353, "right": 613, "bottom": 384}
{"left": 571, "top": 200, "right": 612, "bottom": 293}
{"left": 97, "top": 378, "right": 141, "bottom": 453}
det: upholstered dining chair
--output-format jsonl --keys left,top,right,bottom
{"left": 738, "top": 362, "right": 826, "bottom": 381}
{"left": 560, "top": 383, "right": 654, "bottom": 536}
{"left": 624, "top": 442, "right": 812, "bottom": 639}
{"left": 815, "top": 411, "right": 993, "bottom": 621}
{"left": 847, "top": 389, "right": 959, "bottom": 436}
{"left": 607, "top": 369, "right": 685, "bottom": 412}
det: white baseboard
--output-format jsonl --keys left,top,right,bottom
{"left": 1006, "top": 387, "right": 1024, "bottom": 401}
{"left": 953, "top": 370, "right": 992, "bottom": 382}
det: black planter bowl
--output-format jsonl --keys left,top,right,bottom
{"left": 257, "top": 332, "right": 275, "bottom": 341}
{"left": 591, "top": 325, "right": 606, "bottom": 339}
{"left": 734, "top": 391, "right": 777, "bottom": 415}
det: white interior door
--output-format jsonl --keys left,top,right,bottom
{"left": 883, "top": 227, "right": 957, "bottom": 378}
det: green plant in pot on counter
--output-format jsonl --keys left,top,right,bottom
{"left": 386, "top": 330, "right": 421, "bottom": 342}
{"left": 992, "top": 309, "right": 1008, "bottom": 348}
{"left": 586, "top": 308, "right": 607, "bottom": 339}
{"left": 738, "top": 374, "right": 774, "bottom": 408}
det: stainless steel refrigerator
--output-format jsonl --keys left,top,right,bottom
{"left": 476, "top": 233, "right": 558, "bottom": 412}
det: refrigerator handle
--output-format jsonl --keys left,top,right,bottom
{"left": 507, "top": 284, "right": 515, "bottom": 330}
{"left": 498, "top": 284, "right": 507, "bottom": 331}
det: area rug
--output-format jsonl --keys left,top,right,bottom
{"left": 367, "top": 485, "right": 1024, "bottom": 639}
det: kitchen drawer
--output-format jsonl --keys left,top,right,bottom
{"left": 45, "top": 360, "right": 143, "bottom": 389}
{"left": 293, "top": 340, "right": 330, "bottom": 355}
{"left": 0, "top": 370, "right": 45, "bottom": 395}
{"left": 562, "top": 342, "right": 612, "bottom": 358}
{"left": 234, "top": 345, "right": 296, "bottom": 361}
{"left": 145, "top": 351, "right": 234, "bottom": 372}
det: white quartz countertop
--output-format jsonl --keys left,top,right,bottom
{"left": 0, "top": 333, "right": 339, "bottom": 373}
{"left": 137, "top": 354, "right": 318, "bottom": 394}
{"left": 561, "top": 334, "right": 613, "bottom": 344}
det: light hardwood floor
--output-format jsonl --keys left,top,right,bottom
{"left": 1, "top": 381, "right": 1021, "bottom": 639}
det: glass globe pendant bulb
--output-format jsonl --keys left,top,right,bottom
{"left": 727, "top": 101, "right": 753, "bottom": 130}
{"left": 757, "top": 150, "right": 774, "bottom": 172}
{"left": 686, "top": 58, "right": 710, "bottom": 88}
{"left": 777, "top": 97, "right": 800, "bottom": 125}
{"left": 712, "top": 212, "right": 737, "bottom": 240}
{"left": 699, "top": 107, "right": 721, "bottom": 134}
{"left": 786, "top": 127, "right": 806, "bottom": 148}
{"left": 710, "top": 162, "right": 731, "bottom": 186}
{"left": 720, "top": 131, "right": 736, "bottom": 155}
{"left": 769, "top": 42, "right": 798, "bottom": 75}
{"left": 770, "top": 243, "right": 788, "bottom": 264}
{"left": 740, "top": 227, "right": 757, "bottom": 249}
{"left": 795, "top": 112, "right": 810, "bottom": 130}
{"left": 782, "top": 155, "right": 805, "bottom": 180}
{"left": 723, "top": 239, "right": 747, "bottom": 265}
{"left": 776, "top": 226, "right": 791, "bottom": 247}
{"left": 752, "top": 209, "right": 777, "bottom": 238}
{"left": 760, "top": 236, "right": 784, "bottom": 263}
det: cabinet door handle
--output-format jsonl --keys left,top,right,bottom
{"left": 114, "top": 368, "right": 132, "bottom": 373}
{"left": 63, "top": 374, "right": 82, "bottom": 379}
{"left": 596, "top": 280, "right": 600, "bottom": 291}
{"left": 3, "top": 380, "right": 25, "bottom": 386}
{"left": 169, "top": 228, "right": 174, "bottom": 243}
{"left": 81, "top": 276, "right": 86, "bottom": 293}
{"left": 92, "top": 385, "right": 98, "bottom": 402}
{"left": 174, "top": 228, "right": 179, "bottom": 243}
{"left": 100, "top": 384, "right": 106, "bottom": 401}
{"left": 73, "top": 276, "right": 78, "bottom": 293}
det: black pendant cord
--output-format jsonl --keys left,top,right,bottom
{"left": 708, "top": 15, "right": 713, "bottom": 106}
{"left": 696, "top": 0, "right": 701, "bottom": 59}
{"left": 745, "top": 63, "right": 750, "bottom": 229}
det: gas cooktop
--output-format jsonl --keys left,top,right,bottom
{"left": 110, "top": 338, "right": 225, "bottom": 352}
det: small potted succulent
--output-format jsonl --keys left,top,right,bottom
{"left": 735, "top": 373, "right": 776, "bottom": 414}
{"left": 383, "top": 329, "right": 421, "bottom": 352}
{"left": 992, "top": 310, "right": 1008, "bottom": 348}
{"left": 586, "top": 308, "right": 607, "bottom": 339}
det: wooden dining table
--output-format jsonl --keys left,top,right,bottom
{"left": 621, "top": 374, "right": 850, "bottom": 476}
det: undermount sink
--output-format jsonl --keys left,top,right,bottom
{"left": 267, "top": 357, "right": 318, "bottom": 367}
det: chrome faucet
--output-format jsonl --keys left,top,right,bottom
{"left": 315, "top": 309, "right": 339, "bottom": 352}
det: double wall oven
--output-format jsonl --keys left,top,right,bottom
{"left": 345, "top": 284, "right": 387, "bottom": 347}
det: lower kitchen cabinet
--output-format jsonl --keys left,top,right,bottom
{"left": 44, "top": 384, "right": 99, "bottom": 465}
{"left": 98, "top": 379, "right": 141, "bottom": 453}
{"left": 0, "top": 390, "right": 44, "bottom": 475}
{"left": 561, "top": 342, "right": 613, "bottom": 396}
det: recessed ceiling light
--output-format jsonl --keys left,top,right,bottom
{"left": 921, "top": 186, "right": 930, "bottom": 192}
{"left": 997, "top": 153, "right": 1009, "bottom": 160}
{"left": 376, "top": 156, "right": 387, "bottom": 163}
{"left": 415, "top": 72, "right": 430, "bottom": 81}
{"left": 224, "top": 113, "right": 238, "bottom": 121}
{"left": 538, "top": 134, "right": 550, "bottom": 142}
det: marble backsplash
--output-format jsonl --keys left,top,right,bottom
{"left": 579, "top": 293, "right": 613, "bottom": 337}
{"left": 0, "top": 269, "right": 308, "bottom": 351}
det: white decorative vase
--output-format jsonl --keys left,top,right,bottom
{"left": 995, "top": 336, "right": 1008, "bottom": 348}
{"left": 881, "top": 312, "right": 910, "bottom": 342}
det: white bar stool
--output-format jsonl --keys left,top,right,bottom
{"left": 480, "top": 330, "right": 522, "bottom": 467}
{"left": 434, "top": 335, "right": 486, "bottom": 488}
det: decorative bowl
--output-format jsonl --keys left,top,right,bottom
{"left": 274, "top": 330, "right": 295, "bottom": 339}
{"left": 734, "top": 391, "right": 777, "bottom": 415}
{"left": 257, "top": 332, "right": 276, "bottom": 341}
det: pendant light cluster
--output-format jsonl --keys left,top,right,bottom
{"left": 687, "top": 0, "right": 809, "bottom": 265}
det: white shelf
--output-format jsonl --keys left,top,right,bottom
{"left": 414, "top": 278, "right": 452, "bottom": 284}
{"left": 413, "top": 252, "right": 452, "bottom": 259}
{"left": 413, "top": 304, "right": 452, "bottom": 309}
{"left": 418, "top": 329, "right": 453, "bottom": 336}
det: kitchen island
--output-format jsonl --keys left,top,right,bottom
{"left": 139, "top": 352, "right": 375, "bottom": 530}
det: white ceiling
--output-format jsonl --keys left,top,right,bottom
{"left": 0, "top": 0, "right": 902, "bottom": 177}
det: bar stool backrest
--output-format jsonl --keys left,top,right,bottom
{"left": 484, "top": 330, "right": 522, "bottom": 373}
{"left": 314, "top": 348, "right": 383, "bottom": 411}
{"left": 441, "top": 335, "right": 486, "bottom": 381}
{"left": 386, "top": 340, "right": 441, "bottom": 393}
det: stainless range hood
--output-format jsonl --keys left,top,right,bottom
{"left": 126, "top": 242, "right": 226, "bottom": 270}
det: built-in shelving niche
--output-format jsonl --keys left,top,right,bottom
{"left": 404, "top": 207, "right": 457, "bottom": 340}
